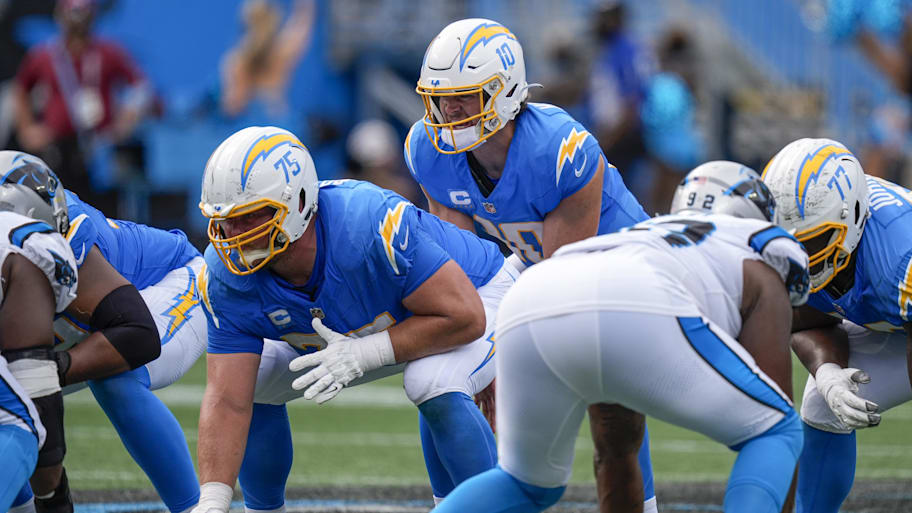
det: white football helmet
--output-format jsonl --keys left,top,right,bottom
{"left": 0, "top": 151, "right": 69, "bottom": 234}
{"left": 417, "top": 18, "right": 529, "bottom": 153}
{"left": 670, "top": 160, "right": 776, "bottom": 222}
{"left": 761, "top": 138, "right": 869, "bottom": 292}
{"left": 200, "top": 126, "right": 318, "bottom": 275}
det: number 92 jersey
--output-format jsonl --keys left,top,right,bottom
{"left": 199, "top": 180, "right": 504, "bottom": 355}
{"left": 405, "top": 102, "right": 648, "bottom": 266}
{"left": 0, "top": 211, "right": 77, "bottom": 313}
{"left": 807, "top": 176, "right": 912, "bottom": 332}
{"left": 549, "top": 213, "right": 809, "bottom": 339}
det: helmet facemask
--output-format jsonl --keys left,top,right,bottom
{"left": 795, "top": 202, "right": 866, "bottom": 293}
{"left": 417, "top": 74, "right": 507, "bottom": 154}
{"left": 207, "top": 199, "right": 291, "bottom": 275}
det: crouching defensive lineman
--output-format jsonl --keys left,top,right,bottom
{"left": 434, "top": 161, "right": 809, "bottom": 513}
{"left": 0, "top": 151, "right": 205, "bottom": 513}
{"left": 0, "top": 180, "right": 78, "bottom": 511}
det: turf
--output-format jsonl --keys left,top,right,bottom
{"left": 64, "top": 355, "right": 912, "bottom": 490}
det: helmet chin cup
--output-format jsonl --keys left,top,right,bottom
{"left": 442, "top": 125, "right": 483, "bottom": 150}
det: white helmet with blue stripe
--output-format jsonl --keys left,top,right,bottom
{"left": 761, "top": 138, "right": 869, "bottom": 293}
{"left": 200, "top": 126, "right": 319, "bottom": 275}
{"left": 416, "top": 18, "right": 529, "bottom": 154}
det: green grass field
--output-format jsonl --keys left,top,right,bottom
{"left": 64, "top": 355, "right": 912, "bottom": 490}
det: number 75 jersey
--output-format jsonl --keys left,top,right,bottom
{"left": 405, "top": 102, "right": 648, "bottom": 266}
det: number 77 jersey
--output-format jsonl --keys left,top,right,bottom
{"left": 405, "top": 102, "right": 648, "bottom": 265}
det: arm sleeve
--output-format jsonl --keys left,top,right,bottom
{"left": 403, "top": 121, "right": 423, "bottom": 180}
{"left": 553, "top": 125, "right": 603, "bottom": 199}
{"left": 198, "top": 266, "right": 265, "bottom": 355}
{"left": 894, "top": 250, "right": 912, "bottom": 324}
{"left": 372, "top": 202, "right": 450, "bottom": 299}
{"left": 64, "top": 210, "right": 99, "bottom": 270}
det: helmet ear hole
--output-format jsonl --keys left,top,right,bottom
{"left": 505, "top": 84, "right": 518, "bottom": 98}
{"left": 299, "top": 189, "right": 306, "bottom": 213}
{"left": 854, "top": 201, "right": 861, "bottom": 225}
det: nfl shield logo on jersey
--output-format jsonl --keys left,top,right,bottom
{"left": 310, "top": 307, "right": 325, "bottom": 319}
{"left": 482, "top": 202, "right": 497, "bottom": 214}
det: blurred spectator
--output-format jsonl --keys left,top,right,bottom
{"left": 220, "top": 0, "right": 314, "bottom": 131}
{"left": 845, "top": 0, "right": 912, "bottom": 183}
{"left": 343, "top": 119, "right": 424, "bottom": 207}
{"left": 587, "top": 0, "right": 651, "bottom": 177}
{"left": 640, "top": 27, "right": 705, "bottom": 214}
{"left": 11, "top": 0, "right": 151, "bottom": 216}
{"left": 537, "top": 22, "right": 592, "bottom": 122}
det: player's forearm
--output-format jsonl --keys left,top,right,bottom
{"left": 64, "top": 333, "right": 131, "bottom": 384}
{"left": 388, "top": 311, "right": 485, "bottom": 363}
{"left": 791, "top": 326, "right": 850, "bottom": 377}
{"left": 197, "top": 389, "right": 252, "bottom": 485}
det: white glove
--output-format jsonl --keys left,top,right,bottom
{"left": 190, "top": 482, "right": 233, "bottom": 513}
{"left": 288, "top": 318, "right": 395, "bottom": 403}
{"left": 814, "top": 363, "right": 881, "bottom": 430}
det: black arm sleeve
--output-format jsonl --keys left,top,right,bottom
{"left": 89, "top": 284, "right": 161, "bottom": 369}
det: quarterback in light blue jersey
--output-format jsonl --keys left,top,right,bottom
{"left": 763, "top": 138, "right": 912, "bottom": 513}
{"left": 191, "top": 126, "right": 516, "bottom": 513}
{"left": 408, "top": 18, "right": 654, "bottom": 511}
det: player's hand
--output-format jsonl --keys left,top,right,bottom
{"left": 815, "top": 362, "right": 881, "bottom": 430}
{"left": 288, "top": 318, "right": 395, "bottom": 403}
{"left": 474, "top": 379, "right": 496, "bottom": 433}
{"left": 191, "top": 482, "right": 233, "bottom": 513}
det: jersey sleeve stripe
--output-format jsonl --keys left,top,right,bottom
{"left": 64, "top": 213, "right": 88, "bottom": 242}
{"left": 8, "top": 221, "right": 55, "bottom": 247}
{"left": 747, "top": 226, "right": 796, "bottom": 254}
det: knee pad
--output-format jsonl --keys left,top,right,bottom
{"left": 33, "top": 467, "right": 73, "bottom": 513}
{"left": 5, "top": 347, "right": 66, "bottom": 467}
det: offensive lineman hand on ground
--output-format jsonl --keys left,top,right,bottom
{"left": 474, "top": 379, "right": 496, "bottom": 433}
{"left": 191, "top": 482, "right": 233, "bottom": 513}
{"left": 815, "top": 362, "right": 881, "bottom": 429}
{"left": 289, "top": 318, "right": 395, "bottom": 404}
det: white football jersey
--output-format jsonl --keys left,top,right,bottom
{"left": 549, "top": 213, "right": 809, "bottom": 338}
{"left": 0, "top": 211, "right": 78, "bottom": 313}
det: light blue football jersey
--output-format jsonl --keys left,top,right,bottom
{"left": 200, "top": 180, "right": 504, "bottom": 355}
{"left": 64, "top": 191, "right": 200, "bottom": 290}
{"left": 807, "top": 176, "right": 912, "bottom": 332}
{"left": 405, "top": 102, "right": 648, "bottom": 265}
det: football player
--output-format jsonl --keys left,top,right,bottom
{"left": 0, "top": 165, "right": 78, "bottom": 512}
{"left": 405, "top": 18, "right": 654, "bottom": 510}
{"left": 762, "top": 138, "right": 912, "bottom": 513}
{"left": 0, "top": 151, "right": 205, "bottom": 513}
{"left": 434, "top": 161, "right": 809, "bottom": 513}
{"left": 191, "top": 126, "right": 517, "bottom": 513}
